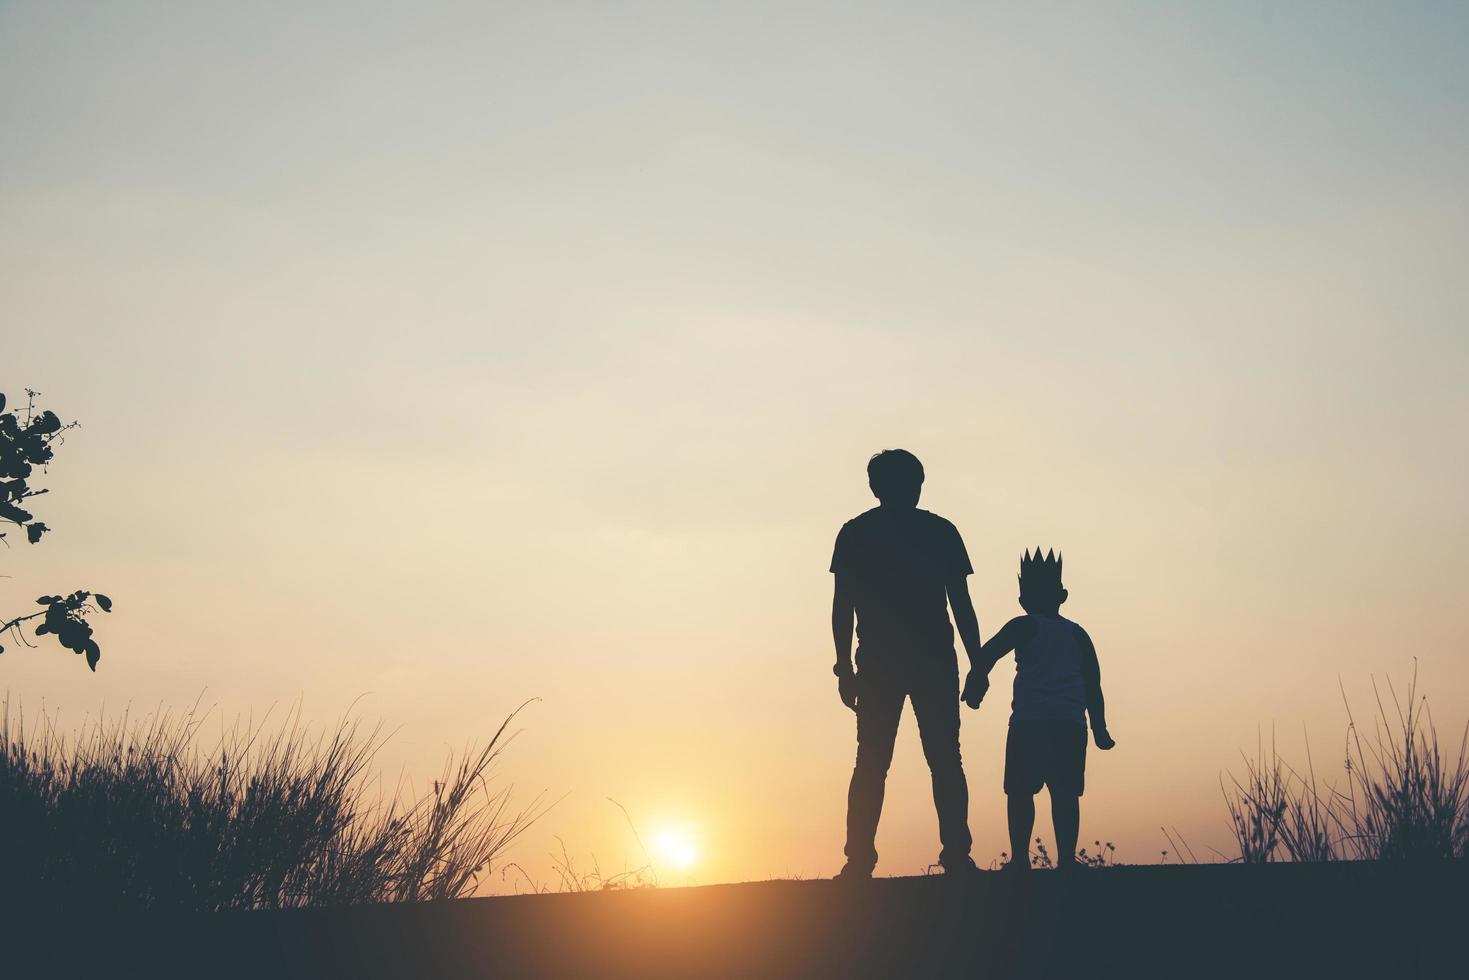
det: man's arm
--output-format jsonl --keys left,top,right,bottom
{"left": 946, "top": 576, "right": 983, "bottom": 668}
{"left": 1078, "top": 627, "right": 1115, "bottom": 749}
{"left": 832, "top": 573, "right": 855, "bottom": 674}
{"left": 832, "top": 573, "right": 858, "bottom": 710}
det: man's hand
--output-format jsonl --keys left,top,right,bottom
{"left": 1092, "top": 727, "right": 1116, "bottom": 750}
{"left": 837, "top": 669, "right": 858, "bottom": 711}
{"left": 961, "top": 669, "right": 988, "bottom": 710}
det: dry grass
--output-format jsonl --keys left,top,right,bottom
{"left": 0, "top": 696, "right": 548, "bottom": 910}
{"left": 501, "top": 799, "right": 658, "bottom": 893}
{"left": 1223, "top": 666, "right": 1469, "bottom": 863}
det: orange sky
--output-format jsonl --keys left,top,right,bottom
{"left": 3, "top": 2, "right": 1467, "bottom": 887}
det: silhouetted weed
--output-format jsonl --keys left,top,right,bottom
{"left": 0, "top": 696, "right": 547, "bottom": 909}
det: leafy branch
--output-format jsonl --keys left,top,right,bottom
{"left": 0, "top": 389, "right": 112, "bottom": 670}
{"left": 0, "top": 591, "right": 113, "bottom": 669}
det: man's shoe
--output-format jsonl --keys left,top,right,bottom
{"left": 939, "top": 857, "right": 979, "bottom": 877}
{"left": 833, "top": 863, "right": 873, "bottom": 882}
{"left": 999, "top": 859, "right": 1032, "bottom": 874}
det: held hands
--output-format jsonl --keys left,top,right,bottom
{"left": 961, "top": 669, "right": 989, "bottom": 710}
{"left": 1092, "top": 727, "right": 1116, "bottom": 750}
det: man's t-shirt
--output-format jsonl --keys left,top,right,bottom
{"left": 829, "top": 507, "right": 972, "bottom": 658}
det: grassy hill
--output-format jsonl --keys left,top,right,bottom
{"left": 23, "top": 862, "right": 1467, "bottom": 978}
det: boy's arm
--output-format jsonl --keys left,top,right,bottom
{"left": 981, "top": 616, "right": 1029, "bottom": 669}
{"left": 961, "top": 616, "right": 1028, "bottom": 709}
{"left": 1078, "top": 627, "right": 1115, "bottom": 749}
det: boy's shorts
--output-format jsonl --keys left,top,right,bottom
{"left": 1004, "top": 720, "right": 1087, "bottom": 796}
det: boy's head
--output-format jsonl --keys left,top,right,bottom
{"left": 1018, "top": 548, "right": 1067, "bottom": 614}
{"left": 867, "top": 449, "right": 924, "bottom": 508}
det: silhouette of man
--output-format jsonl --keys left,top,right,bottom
{"left": 831, "top": 450, "right": 982, "bottom": 878}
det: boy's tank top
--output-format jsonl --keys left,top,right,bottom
{"left": 1011, "top": 614, "right": 1086, "bottom": 726}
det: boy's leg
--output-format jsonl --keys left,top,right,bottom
{"left": 1047, "top": 722, "right": 1088, "bottom": 868}
{"left": 1051, "top": 794, "right": 1080, "bottom": 867}
{"left": 1003, "top": 723, "right": 1044, "bottom": 869}
{"left": 911, "top": 662, "right": 972, "bottom": 869}
{"left": 843, "top": 673, "right": 905, "bottom": 874}
{"left": 1006, "top": 793, "right": 1035, "bottom": 868}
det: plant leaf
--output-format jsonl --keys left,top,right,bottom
{"left": 0, "top": 499, "right": 32, "bottom": 523}
{"left": 94, "top": 593, "right": 112, "bottom": 612}
{"left": 30, "top": 410, "right": 62, "bottom": 435}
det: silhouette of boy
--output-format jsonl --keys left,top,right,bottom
{"left": 965, "top": 549, "right": 1115, "bottom": 872}
{"left": 830, "top": 450, "right": 983, "bottom": 879}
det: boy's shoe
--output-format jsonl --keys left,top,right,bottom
{"left": 833, "top": 863, "right": 873, "bottom": 882}
{"left": 1056, "top": 859, "right": 1088, "bottom": 874}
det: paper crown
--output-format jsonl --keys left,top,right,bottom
{"left": 1018, "top": 548, "right": 1063, "bottom": 590}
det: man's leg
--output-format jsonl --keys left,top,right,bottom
{"left": 912, "top": 664, "right": 972, "bottom": 869}
{"left": 843, "top": 673, "right": 904, "bottom": 875}
{"left": 1051, "top": 793, "right": 1080, "bottom": 867}
{"left": 1007, "top": 794, "right": 1035, "bottom": 868}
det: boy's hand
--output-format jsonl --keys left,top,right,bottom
{"left": 961, "top": 669, "right": 988, "bottom": 710}
{"left": 837, "top": 670, "right": 858, "bottom": 711}
{"left": 1092, "top": 727, "right": 1116, "bottom": 750}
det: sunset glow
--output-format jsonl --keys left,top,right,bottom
{"left": 651, "top": 826, "right": 700, "bottom": 872}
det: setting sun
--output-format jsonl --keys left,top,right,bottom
{"left": 651, "top": 827, "right": 700, "bottom": 872}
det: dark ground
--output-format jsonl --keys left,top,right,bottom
{"left": 20, "top": 863, "right": 1468, "bottom": 979}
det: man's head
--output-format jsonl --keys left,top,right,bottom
{"left": 867, "top": 449, "right": 924, "bottom": 508}
{"left": 1018, "top": 548, "right": 1068, "bottom": 614}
